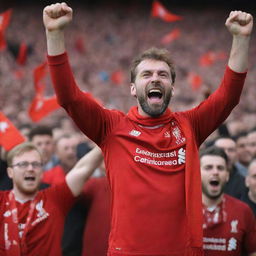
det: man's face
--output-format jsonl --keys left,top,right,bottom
{"left": 214, "top": 138, "right": 237, "bottom": 165}
{"left": 56, "top": 137, "right": 78, "bottom": 171}
{"left": 247, "top": 132, "right": 256, "bottom": 158}
{"left": 31, "top": 135, "right": 54, "bottom": 164}
{"left": 130, "top": 59, "right": 173, "bottom": 117}
{"left": 236, "top": 136, "right": 252, "bottom": 166}
{"left": 8, "top": 150, "right": 43, "bottom": 197}
{"left": 246, "top": 161, "right": 256, "bottom": 199}
{"left": 200, "top": 155, "right": 229, "bottom": 200}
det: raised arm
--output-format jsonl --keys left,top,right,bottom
{"left": 226, "top": 11, "right": 253, "bottom": 72}
{"left": 66, "top": 146, "right": 103, "bottom": 197}
{"left": 43, "top": 2, "right": 72, "bottom": 56}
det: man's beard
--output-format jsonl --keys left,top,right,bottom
{"left": 137, "top": 91, "right": 172, "bottom": 118}
{"left": 202, "top": 184, "right": 225, "bottom": 200}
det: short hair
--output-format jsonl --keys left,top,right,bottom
{"left": 214, "top": 136, "right": 236, "bottom": 144}
{"left": 7, "top": 142, "right": 42, "bottom": 167}
{"left": 233, "top": 131, "right": 248, "bottom": 142}
{"left": 28, "top": 126, "right": 53, "bottom": 141}
{"left": 200, "top": 146, "right": 228, "bottom": 166}
{"left": 130, "top": 47, "right": 176, "bottom": 84}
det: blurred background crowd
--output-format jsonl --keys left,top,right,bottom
{"left": 1, "top": 0, "right": 256, "bottom": 139}
{"left": 1, "top": 0, "right": 256, "bottom": 255}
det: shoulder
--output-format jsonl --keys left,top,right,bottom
{"left": 225, "top": 194, "right": 253, "bottom": 213}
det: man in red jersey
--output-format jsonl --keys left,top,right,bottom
{"left": 0, "top": 142, "right": 102, "bottom": 256}
{"left": 200, "top": 146, "right": 256, "bottom": 256}
{"left": 43, "top": 3, "right": 253, "bottom": 256}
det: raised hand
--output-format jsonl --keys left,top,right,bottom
{"left": 225, "top": 11, "right": 253, "bottom": 37}
{"left": 43, "top": 2, "right": 73, "bottom": 32}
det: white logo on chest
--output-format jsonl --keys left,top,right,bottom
{"left": 230, "top": 220, "right": 238, "bottom": 233}
{"left": 129, "top": 130, "right": 141, "bottom": 137}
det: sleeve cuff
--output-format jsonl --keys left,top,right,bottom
{"left": 47, "top": 52, "right": 68, "bottom": 66}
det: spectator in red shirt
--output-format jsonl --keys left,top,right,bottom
{"left": 43, "top": 3, "right": 253, "bottom": 256}
{"left": 0, "top": 142, "right": 102, "bottom": 256}
{"left": 200, "top": 146, "right": 256, "bottom": 256}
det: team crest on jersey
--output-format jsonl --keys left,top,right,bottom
{"left": 230, "top": 220, "right": 238, "bottom": 233}
{"left": 129, "top": 130, "right": 141, "bottom": 137}
{"left": 171, "top": 126, "right": 186, "bottom": 145}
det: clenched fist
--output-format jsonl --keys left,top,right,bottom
{"left": 225, "top": 11, "right": 253, "bottom": 36}
{"left": 43, "top": 2, "right": 73, "bottom": 31}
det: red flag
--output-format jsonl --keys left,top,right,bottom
{"left": 28, "top": 95, "right": 60, "bottom": 122}
{"left": 110, "top": 70, "right": 124, "bottom": 85}
{"left": 0, "top": 112, "right": 25, "bottom": 151}
{"left": 28, "top": 62, "right": 60, "bottom": 122}
{"left": 75, "top": 37, "right": 86, "bottom": 53}
{"left": 34, "top": 62, "right": 48, "bottom": 94}
{"left": 161, "top": 28, "right": 181, "bottom": 45}
{"left": 187, "top": 72, "right": 203, "bottom": 90}
{"left": 0, "top": 9, "right": 12, "bottom": 51}
{"left": 16, "top": 42, "right": 28, "bottom": 65}
{"left": 199, "top": 51, "right": 227, "bottom": 67}
{"left": 151, "top": 1, "right": 182, "bottom": 22}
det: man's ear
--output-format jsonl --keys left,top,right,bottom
{"left": 7, "top": 167, "right": 14, "bottom": 179}
{"left": 130, "top": 83, "right": 137, "bottom": 97}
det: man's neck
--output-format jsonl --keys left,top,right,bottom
{"left": 248, "top": 190, "right": 256, "bottom": 204}
{"left": 12, "top": 189, "right": 36, "bottom": 203}
{"left": 202, "top": 193, "right": 223, "bottom": 208}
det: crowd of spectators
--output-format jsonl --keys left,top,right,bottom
{"left": 1, "top": 2, "right": 256, "bottom": 137}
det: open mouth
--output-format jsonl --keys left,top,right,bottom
{"left": 24, "top": 176, "right": 36, "bottom": 181}
{"left": 147, "top": 89, "right": 163, "bottom": 103}
{"left": 209, "top": 180, "right": 220, "bottom": 187}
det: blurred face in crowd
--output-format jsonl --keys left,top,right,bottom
{"left": 247, "top": 131, "right": 256, "bottom": 158}
{"left": 200, "top": 155, "right": 229, "bottom": 202}
{"left": 246, "top": 160, "right": 256, "bottom": 202}
{"left": 31, "top": 135, "right": 55, "bottom": 164}
{"left": 56, "top": 136, "right": 79, "bottom": 172}
{"left": 236, "top": 136, "right": 252, "bottom": 166}
{"left": 214, "top": 138, "right": 237, "bottom": 166}
{"left": 8, "top": 150, "right": 43, "bottom": 200}
{"left": 130, "top": 59, "right": 174, "bottom": 117}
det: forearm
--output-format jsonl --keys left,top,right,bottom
{"left": 46, "top": 30, "right": 66, "bottom": 56}
{"left": 66, "top": 146, "right": 103, "bottom": 196}
{"left": 228, "top": 35, "right": 250, "bottom": 72}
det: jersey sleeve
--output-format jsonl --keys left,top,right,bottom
{"left": 46, "top": 180, "right": 76, "bottom": 214}
{"left": 244, "top": 206, "right": 256, "bottom": 254}
{"left": 181, "top": 66, "right": 246, "bottom": 146}
{"left": 47, "top": 53, "right": 124, "bottom": 145}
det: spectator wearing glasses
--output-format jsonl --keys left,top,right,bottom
{"left": 0, "top": 142, "right": 102, "bottom": 256}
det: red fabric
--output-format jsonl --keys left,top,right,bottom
{"left": 28, "top": 95, "right": 60, "bottom": 122}
{"left": 187, "top": 72, "right": 203, "bottom": 90}
{"left": 0, "top": 181, "right": 75, "bottom": 256}
{"left": 0, "top": 9, "right": 12, "bottom": 51}
{"left": 151, "top": 1, "right": 183, "bottom": 22}
{"left": 161, "top": 28, "right": 181, "bottom": 45}
{"left": 199, "top": 51, "right": 227, "bottom": 67}
{"left": 75, "top": 37, "right": 86, "bottom": 53}
{"left": 110, "top": 70, "right": 124, "bottom": 85}
{"left": 48, "top": 52, "right": 246, "bottom": 256}
{"left": 16, "top": 42, "right": 28, "bottom": 65}
{"left": 203, "top": 194, "right": 256, "bottom": 255}
{"left": 42, "top": 165, "right": 66, "bottom": 185}
{"left": 0, "top": 112, "right": 25, "bottom": 151}
{"left": 33, "top": 62, "right": 48, "bottom": 94}
{"left": 81, "top": 177, "right": 111, "bottom": 256}
{"left": 28, "top": 62, "right": 60, "bottom": 122}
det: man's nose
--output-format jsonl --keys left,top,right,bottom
{"left": 151, "top": 73, "right": 160, "bottom": 83}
